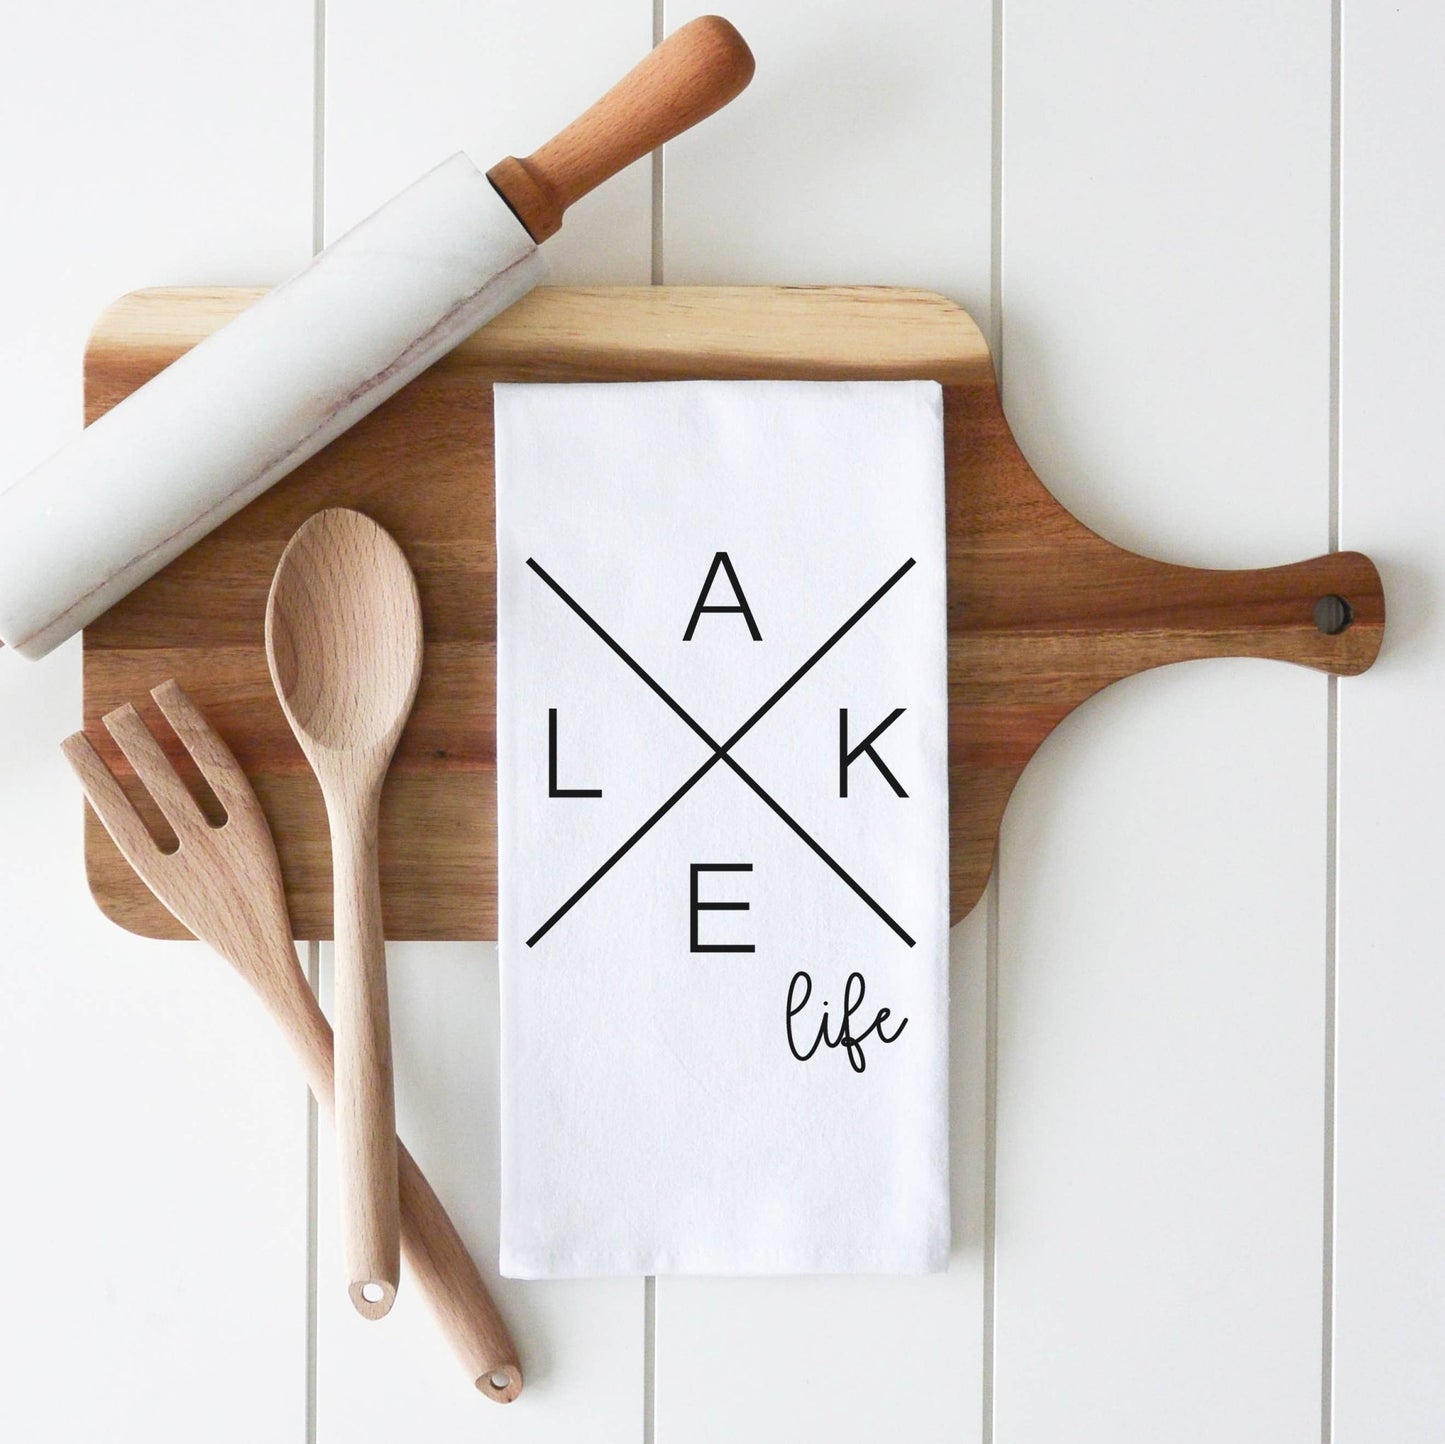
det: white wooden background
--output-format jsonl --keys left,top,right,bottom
{"left": 0, "top": 2, "right": 1439, "bottom": 1439}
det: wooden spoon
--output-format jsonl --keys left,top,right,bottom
{"left": 266, "top": 507, "right": 423, "bottom": 1319}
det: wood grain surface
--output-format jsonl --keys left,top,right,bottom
{"left": 80, "top": 284, "right": 1385, "bottom": 940}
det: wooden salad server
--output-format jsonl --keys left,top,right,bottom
{"left": 62, "top": 682, "right": 523, "bottom": 1402}
{"left": 266, "top": 508, "right": 423, "bottom": 1319}
{"left": 65, "top": 685, "right": 525, "bottom": 1399}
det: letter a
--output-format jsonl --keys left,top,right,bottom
{"left": 683, "top": 551, "right": 762, "bottom": 641}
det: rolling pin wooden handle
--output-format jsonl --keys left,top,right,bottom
{"left": 331, "top": 788, "right": 402, "bottom": 1319}
{"left": 487, "top": 15, "right": 754, "bottom": 242}
{"left": 267, "top": 968, "right": 522, "bottom": 1400}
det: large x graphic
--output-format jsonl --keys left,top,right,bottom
{"left": 524, "top": 556, "right": 917, "bottom": 950}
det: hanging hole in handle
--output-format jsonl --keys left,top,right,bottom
{"left": 1313, "top": 594, "right": 1353, "bottom": 635}
{"left": 479, "top": 1366, "right": 522, "bottom": 1402}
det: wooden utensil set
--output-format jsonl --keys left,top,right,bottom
{"left": 63, "top": 515, "right": 526, "bottom": 1399}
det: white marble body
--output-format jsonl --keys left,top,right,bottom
{"left": 0, "top": 151, "right": 545, "bottom": 659}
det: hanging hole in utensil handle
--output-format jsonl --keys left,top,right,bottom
{"left": 481, "top": 1366, "right": 522, "bottom": 1402}
{"left": 1314, "top": 594, "right": 1353, "bottom": 635}
{"left": 349, "top": 1278, "right": 397, "bottom": 1320}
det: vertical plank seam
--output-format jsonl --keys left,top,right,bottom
{"left": 312, "top": 0, "right": 327, "bottom": 256}
{"left": 306, "top": 942, "right": 321, "bottom": 1444}
{"left": 1328, "top": 0, "right": 1342, "bottom": 561}
{"left": 989, "top": 0, "right": 1005, "bottom": 370}
{"left": 647, "top": 6, "right": 664, "bottom": 1442}
{"left": 1321, "top": 1, "right": 1343, "bottom": 1439}
{"left": 984, "top": 0, "right": 1005, "bottom": 1435}
{"left": 983, "top": 866, "right": 1000, "bottom": 1444}
{"left": 1323, "top": 683, "right": 1339, "bottom": 1444}
{"left": 307, "top": 4, "right": 325, "bottom": 1435}
{"left": 644, "top": 1274, "right": 658, "bottom": 1444}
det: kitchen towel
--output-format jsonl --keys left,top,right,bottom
{"left": 495, "top": 379, "right": 950, "bottom": 1276}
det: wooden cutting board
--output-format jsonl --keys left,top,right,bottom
{"left": 81, "top": 285, "right": 1384, "bottom": 940}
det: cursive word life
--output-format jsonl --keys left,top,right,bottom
{"left": 786, "top": 970, "right": 907, "bottom": 1074}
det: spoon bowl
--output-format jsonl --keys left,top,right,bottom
{"left": 268, "top": 509, "right": 423, "bottom": 757}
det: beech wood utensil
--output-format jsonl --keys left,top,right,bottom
{"left": 61, "top": 682, "right": 521, "bottom": 1401}
{"left": 266, "top": 508, "right": 424, "bottom": 1319}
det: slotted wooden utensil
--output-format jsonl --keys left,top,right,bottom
{"left": 61, "top": 681, "right": 522, "bottom": 1402}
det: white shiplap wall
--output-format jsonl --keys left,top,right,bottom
{"left": 1335, "top": 4, "right": 1445, "bottom": 1440}
{"left": 994, "top": 3, "right": 1333, "bottom": 1440}
{"left": 0, "top": 2, "right": 1439, "bottom": 1440}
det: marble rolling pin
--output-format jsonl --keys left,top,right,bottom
{"left": 0, "top": 16, "right": 753, "bottom": 660}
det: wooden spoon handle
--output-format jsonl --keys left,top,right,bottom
{"left": 396, "top": 1141, "right": 521, "bottom": 1401}
{"left": 268, "top": 967, "right": 522, "bottom": 1399}
{"left": 331, "top": 793, "right": 401, "bottom": 1318}
{"left": 487, "top": 15, "right": 754, "bottom": 242}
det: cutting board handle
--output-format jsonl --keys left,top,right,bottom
{"left": 488, "top": 15, "right": 754, "bottom": 242}
{"left": 1119, "top": 550, "right": 1385, "bottom": 676}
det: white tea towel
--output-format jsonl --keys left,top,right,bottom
{"left": 495, "top": 379, "right": 949, "bottom": 1276}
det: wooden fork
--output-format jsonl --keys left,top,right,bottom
{"left": 62, "top": 681, "right": 522, "bottom": 1403}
